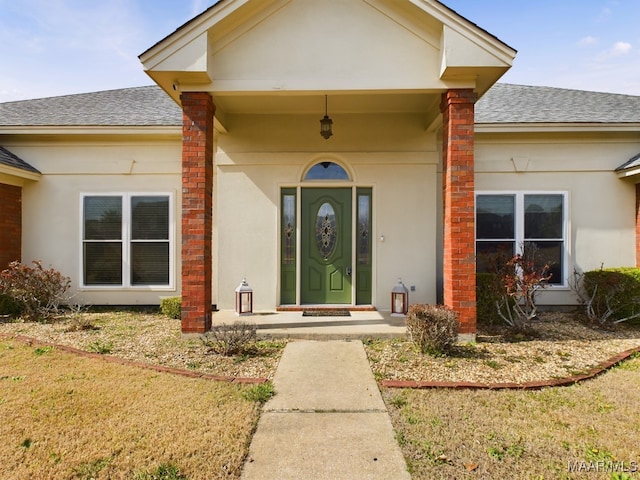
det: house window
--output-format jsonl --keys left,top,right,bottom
{"left": 82, "top": 194, "right": 173, "bottom": 287}
{"left": 476, "top": 193, "right": 566, "bottom": 285}
{"left": 304, "top": 162, "right": 350, "bottom": 181}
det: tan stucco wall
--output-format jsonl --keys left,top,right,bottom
{"left": 6, "top": 125, "right": 639, "bottom": 311}
{"left": 4, "top": 111, "right": 441, "bottom": 311}
{"left": 6, "top": 138, "right": 182, "bottom": 306}
{"left": 476, "top": 131, "right": 640, "bottom": 306}
{"left": 214, "top": 112, "right": 440, "bottom": 311}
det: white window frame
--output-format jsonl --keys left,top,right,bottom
{"left": 80, "top": 192, "right": 175, "bottom": 290}
{"left": 475, "top": 191, "right": 569, "bottom": 287}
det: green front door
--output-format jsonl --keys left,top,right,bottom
{"left": 301, "top": 188, "right": 352, "bottom": 304}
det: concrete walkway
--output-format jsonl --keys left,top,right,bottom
{"left": 241, "top": 340, "right": 411, "bottom": 480}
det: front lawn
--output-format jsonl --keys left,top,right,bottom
{"left": 0, "top": 338, "right": 263, "bottom": 479}
{"left": 384, "top": 354, "right": 640, "bottom": 479}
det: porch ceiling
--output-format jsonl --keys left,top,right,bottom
{"left": 211, "top": 91, "right": 441, "bottom": 115}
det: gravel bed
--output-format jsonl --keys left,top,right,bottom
{"left": 2, "top": 311, "right": 639, "bottom": 385}
{"left": 0, "top": 311, "right": 283, "bottom": 380}
{"left": 365, "top": 313, "right": 640, "bottom": 384}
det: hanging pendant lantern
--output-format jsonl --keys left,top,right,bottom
{"left": 320, "top": 95, "right": 333, "bottom": 140}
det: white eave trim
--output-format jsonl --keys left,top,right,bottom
{"left": 139, "top": 0, "right": 253, "bottom": 68}
{"left": 475, "top": 122, "right": 640, "bottom": 133}
{"left": 0, "top": 164, "right": 41, "bottom": 182}
{"left": 616, "top": 167, "right": 640, "bottom": 180}
{"left": 0, "top": 126, "right": 182, "bottom": 136}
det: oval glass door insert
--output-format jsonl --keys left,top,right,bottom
{"left": 316, "top": 202, "right": 337, "bottom": 260}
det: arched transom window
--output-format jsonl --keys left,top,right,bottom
{"left": 304, "top": 162, "right": 350, "bottom": 181}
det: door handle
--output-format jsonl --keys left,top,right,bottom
{"left": 346, "top": 266, "right": 352, "bottom": 276}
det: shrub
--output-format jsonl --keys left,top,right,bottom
{"left": 160, "top": 296, "right": 181, "bottom": 319}
{"left": 0, "top": 260, "right": 71, "bottom": 322}
{"left": 202, "top": 321, "right": 257, "bottom": 356}
{"left": 0, "top": 293, "right": 24, "bottom": 317}
{"left": 480, "top": 242, "right": 551, "bottom": 332}
{"left": 571, "top": 267, "right": 640, "bottom": 325}
{"left": 406, "top": 304, "right": 459, "bottom": 356}
{"left": 476, "top": 273, "right": 503, "bottom": 326}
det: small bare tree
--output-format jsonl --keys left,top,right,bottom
{"left": 494, "top": 242, "right": 552, "bottom": 331}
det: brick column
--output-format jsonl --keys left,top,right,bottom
{"left": 0, "top": 184, "right": 22, "bottom": 269}
{"left": 180, "top": 92, "right": 214, "bottom": 334}
{"left": 636, "top": 184, "right": 640, "bottom": 267}
{"left": 441, "top": 89, "right": 477, "bottom": 335}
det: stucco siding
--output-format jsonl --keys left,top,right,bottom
{"left": 476, "top": 132, "right": 639, "bottom": 305}
{"left": 10, "top": 139, "right": 182, "bottom": 306}
{"left": 214, "top": 112, "right": 439, "bottom": 311}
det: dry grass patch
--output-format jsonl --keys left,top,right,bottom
{"left": 0, "top": 309, "right": 284, "bottom": 380}
{"left": 0, "top": 338, "right": 265, "bottom": 479}
{"left": 384, "top": 355, "right": 640, "bottom": 479}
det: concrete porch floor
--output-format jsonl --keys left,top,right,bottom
{"left": 212, "top": 309, "right": 407, "bottom": 340}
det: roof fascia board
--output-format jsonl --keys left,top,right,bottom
{"left": 0, "top": 164, "right": 41, "bottom": 182}
{"left": 408, "top": 0, "right": 516, "bottom": 64}
{"left": 616, "top": 167, "right": 640, "bottom": 180}
{"left": 141, "top": 0, "right": 291, "bottom": 74}
{"left": 207, "top": 0, "right": 292, "bottom": 56}
{"left": 140, "top": 0, "right": 251, "bottom": 68}
{"left": 361, "top": 0, "right": 441, "bottom": 50}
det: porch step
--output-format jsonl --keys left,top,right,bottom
{"left": 212, "top": 310, "right": 407, "bottom": 340}
{"left": 276, "top": 305, "right": 378, "bottom": 312}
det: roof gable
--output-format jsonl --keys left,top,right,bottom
{"left": 140, "top": 0, "right": 515, "bottom": 112}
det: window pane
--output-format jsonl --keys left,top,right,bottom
{"left": 282, "top": 194, "right": 296, "bottom": 265}
{"left": 476, "top": 241, "right": 515, "bottom": 273}
{"left": 531, "top": 240, "right": 563, "bottom": 285}
{"left": 84, "top": 196, "right": 121, "bottom": 240}
{"left": 525, "top": 194, "right": 563, "bottom": 239}
{"left": 357, "top": 194, "right": 371, "bottom": 265}
{"left": 476, "top": 195, "right": 514, "bottom": 239}
{"left": 131, "top": 243, "right": 169, "bottom": 285}
{"left": 316, "top": 202, "right": 337, "bottom": 260}
{"left": 304, "top": 162, "right": 349, "bottom": 180}
{"left": 131, "top": 196, "right": 169, "bottom": 240}
{"left": 84, "top": 242, "right": 122, "bottom": 285}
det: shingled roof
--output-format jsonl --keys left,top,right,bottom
{"left": 0, "top": 146, "right": 41, "bottom": 174}
{"left": 0, "top": 86, "right": 181, "bottom": 127}
{"left": 476, "top": 83, "right": 640, "bottom": 124}
{"left": 1, "top": 83, "right": 640, "bottom": 127}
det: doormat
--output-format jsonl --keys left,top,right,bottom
{"left": 302, "top": 309, "right": 351, "bottom": 317}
